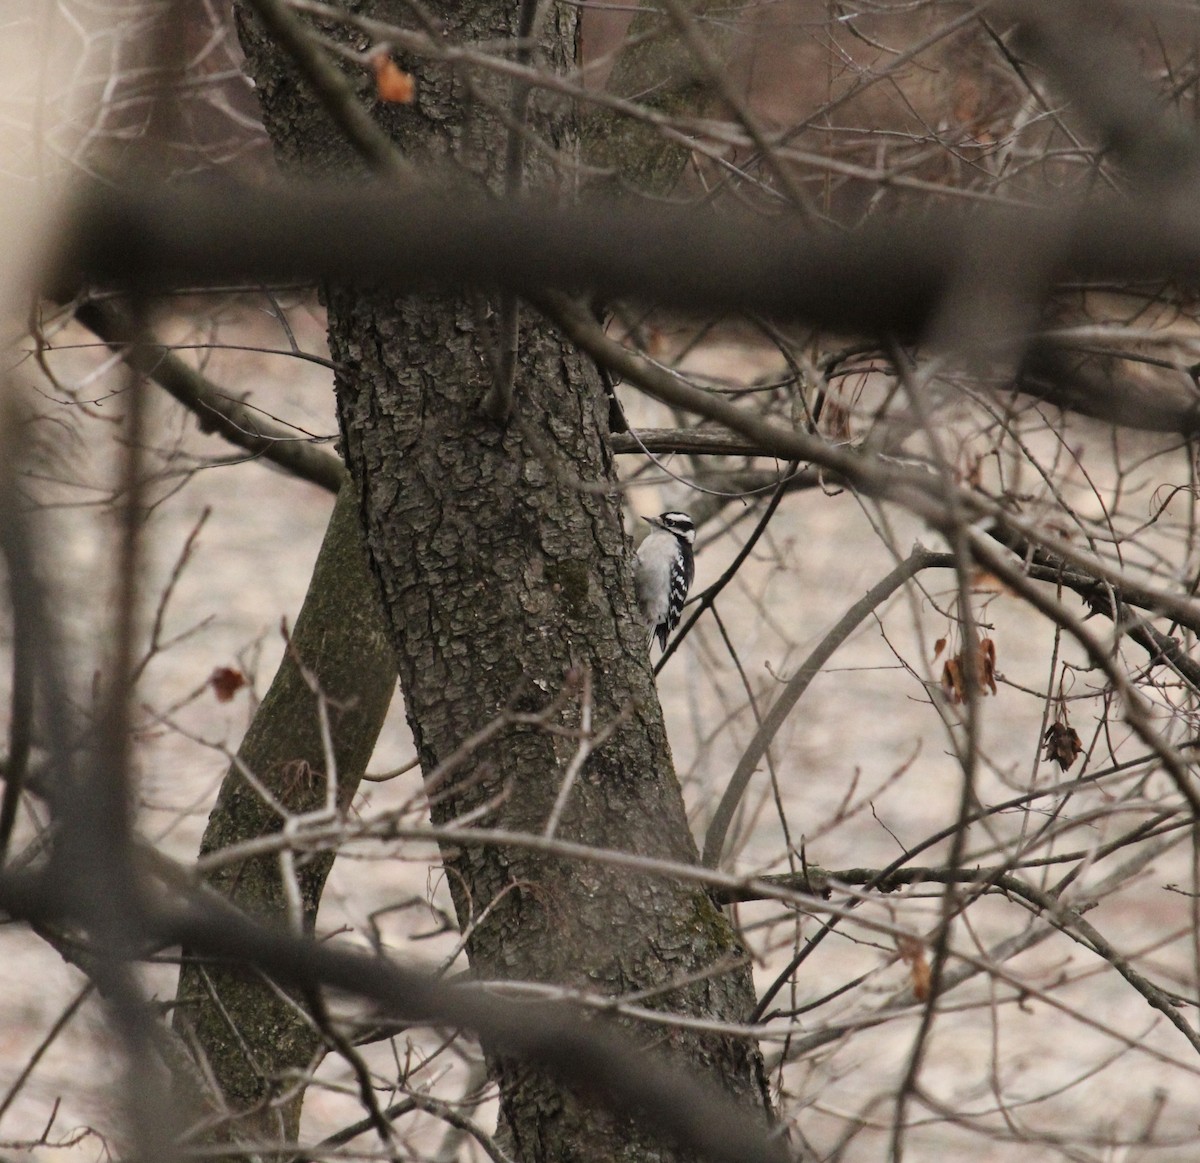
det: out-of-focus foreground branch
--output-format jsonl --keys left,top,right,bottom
{"left": 0, "top": 863, "right": 788, "bottom": 1163}
{"left": 51, "top": 183, "right": 1200, "bottom": 433}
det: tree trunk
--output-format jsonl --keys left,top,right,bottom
{"left": 236, "top": 2, "right": 771, "bottom": 1158}
{"left": 175, "top": 481, "right": 397, "bottom": 1143}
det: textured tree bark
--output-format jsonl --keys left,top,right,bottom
{"left": 235, "top": 1, "right": 771, "bottom": 1158}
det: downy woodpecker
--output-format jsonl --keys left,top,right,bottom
{"left": 635, "top": 511, "right": 695, "bottom": 652}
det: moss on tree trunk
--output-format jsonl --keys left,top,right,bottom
{"left": 174, "top": 481, "right": 396, "bottom": 1142}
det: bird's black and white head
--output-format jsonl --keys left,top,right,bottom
{"left": 645, "top": 511, "right": 695, "bottom": 544}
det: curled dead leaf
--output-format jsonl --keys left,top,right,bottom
{"left": 940, "top": 638, "right": 998, "bottom": 703}
{"left": 941, "top": 658, "right": 964, "bottom": 703}
{"left": 897, "top": 935, "right": 931, "bottom": 1002}
{"left": 210, "top": 666, "right": 247, "bottom": 703}
{"left": 979, "top": 637, "right": 997, "bottom": 695}
{"left": 1043, "top": 721, "right": 1083, "bottom": 770}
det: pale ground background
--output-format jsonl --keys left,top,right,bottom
{"left": 1, "top": 304, "right": 1196, "bottom": 1162}
{"left": 2, "top": 1, "right": 1200, "bottom": 1160}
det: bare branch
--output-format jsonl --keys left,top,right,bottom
{"left": 703, "top": 547, "right": 955, "bottom": 868}
{"left": 73, "top": 298, "right": 345, "bottom": 493}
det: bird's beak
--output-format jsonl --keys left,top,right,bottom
{"left": 642, "top": 515, "right": 662, "bottom": 528}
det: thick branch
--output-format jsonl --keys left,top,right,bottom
{"left": 609, "top": 428, "right": 788, "bottom": 457}
{"left": 174, "top": 481, "right": 395, "bottom": 1141}
{"left": 74, "top": 298, "right": 345, "bottom": 494}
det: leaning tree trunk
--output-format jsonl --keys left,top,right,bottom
{"left": 236, "top": 2, "right": 771, "bottom": 1158}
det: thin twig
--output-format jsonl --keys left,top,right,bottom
{"left": 701, "top": 547, "right": 954, "bottom": 868}
{"left": 0, "top": 983, "right": 93, "bottom": 1126}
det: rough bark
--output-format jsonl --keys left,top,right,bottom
{"left": 174, "top": 482, "right": 396, "bottom": 1142}
{"left": 234, "top": 1, "right": 771, "bottom": 1158}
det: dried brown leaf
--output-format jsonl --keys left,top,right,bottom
{"left": 940, "top": 638, "right": 998, "bottom": 703}
{"left": 897, "top": 935, "right": 931, "bottom": 1001}
{"left": 941, "top": 658, "right": 964, "bottom": 704}
{"left": 1043, "top": 721, "right": 1083, "bottom": 770}
{"left": 210, "top": 666, "right": 247, "bottom": 703}
{"left": 371, "top": 53, "right": 415, "bottom": 104}
{"left": 979, "top": 637, "right": 997, "bottom": 695}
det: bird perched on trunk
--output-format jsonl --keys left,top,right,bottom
{"left": 635, "top": 511, "right": 695, "bottom": 652}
